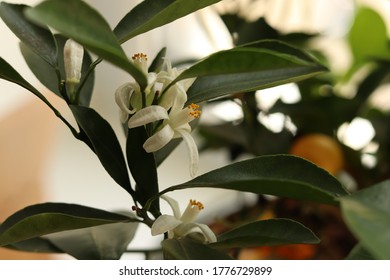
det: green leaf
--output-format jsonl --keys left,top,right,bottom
{"left": 20, "top": 34, "right": 95, "bottom": 106}
{"left": 174, "top": 43, "right": 327, "bottom": 104}
{"left": 345, "top": 243, "right": 376, "bottom": 260}
{"left": 70, "top": 105, "right": 133, "bottom": 195}
{"left": 211, "top": 219, "right": 320, "bottom": 249}
{"left": 148, "top": 47, "right": 167, "bottom": 73}
{"left": 340, "top": 180, "right": 390, "bottom": 259}
{"left": 25, "top": 0, "right": 147, "bottom": 88}
{"left": 114, "top": 0, "right": 222, "bottom": 43}
{"left": 0, "top": 203, "right": 131, "bottom": 246}
{"left": 4, "top": 237, "right": 63, "bottom": 254}
{"left": 0, "top": 2, "right": 57, "bottom": 66}
{"left": 166, "top": 155, "right": 349, "bottom": 205}
{"left": 162, "top": 238, "right": 232, "bottom": 260}
{"left": 348, "top": 7, "right": 390, "bottom": 67}
{"left": 126, "top": 126, "right": 159, "bottom": 215}
{"left": 47, "top": 220, "right": 139, "bottom": 260}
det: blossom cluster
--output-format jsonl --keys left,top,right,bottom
{"left": 115, "top": 53, "right": 200, "bottom": 177}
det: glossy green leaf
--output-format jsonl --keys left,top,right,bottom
{"left": 162, "top": 238, "right": 232, "bottom": 260}
{"left": 0, "top": 203, "right": 131, "bottom": 246}
{"left": 175, "top": 44, "right": 327, "bottom": 105}
{"left": 47, "top": 220, "right": 139, "bottom": 260}
{"left": 148, "top": 47, "right": 167, "bottom": 73}
{"left": 20, "top": 34, "right": 95, "bottom": 106}
{"left": 211, "top": 219, "right": 320, "bottom": 249}
{"left": 126, "top": 126, "right": 159, "bottom": 215}
{"left": 0, "top": 2, "right": 57, "bottom": 66}
{"left": 114, "top": 0, "right": 222, "bottom": 43}
{"left": 70, "top": 105, "right": 133, "bottom": 195}
{"left": 166, "top": 155, "right": 349, "bottom": 205}
{"left": 340, "top": 180, "right": 390, "bottom": 259}
{"left": 4, "top": 237, "right": 63, "bottom": 254}
{"left": 25, "top": 0, "right": 147, "bottom": 88}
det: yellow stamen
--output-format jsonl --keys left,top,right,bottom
{"left": 189, "top": 199, "right": 204, "bottom": 210}
{"left": 188, "top": 103, "right": 201, "bottom": 119}
{"left": 132, "top": 53, "right": 148, "bottom": 61}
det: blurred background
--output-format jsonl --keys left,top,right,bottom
{"left": 1, "top": 0, "right": 390, "bottom": 259}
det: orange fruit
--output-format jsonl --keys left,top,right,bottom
{"left": 289, "top": 133, "right": 344, "bottom": 175}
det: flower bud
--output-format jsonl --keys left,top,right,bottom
{"left": 64, "top": 39, "right": 84, "bottom": 94}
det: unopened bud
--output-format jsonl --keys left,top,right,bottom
{"left": 64, "top": 39, "right": 84, "bottom": 94}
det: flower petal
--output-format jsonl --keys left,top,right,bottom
{"left": 176, "top": 129, "right": 199, "bottom": 177}
{"left": 143, "top": 124, "right": 174, "bottom": 152}
{"left": 151, "top": 215, "right": 182, "bottom": 236}
{"left": 194, "top": 223, "right": 217, "bottom": 243}
{"left": 128, "top": 105, "right": 169, "bottom": 128}
{"left": 115, "top": 83, "right": 137, "bottom": 122}
{"left": 161, "top": 195, "right": 181, "bottom": 219}
{"left": 174, "top": 222, "right": 217, "bottom": 243}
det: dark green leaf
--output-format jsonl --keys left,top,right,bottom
{"left": 114, "top": 0, "right": 222, "bottom": 43}
{"left": 26, "top": 0, "right": 147, "bottom": 88}
{"left": 126, "top": 126, "right": 159, "bottom": 215}
{"left": 162, "top": 238, "right": 232, "bottom": 260}
{"left": 0, "top": 203, "right": 131, "bottom": 246}
{"left": 345, "top": 243, "right": 376, "bottom": 260}
{"left": 70, "top": 105, "right": 133, "bottom": 195}
{"left": 47, "top": 220, "right": 139, "bottom": 260}
{"left": 340, "top": 180, "right": 390, "bottom": 259}
{"left": 0, "top": 2, "right": 57, "bottom": 66}
{"left": 4, "top": 237, "right": 63, "bottom": 254}
{"left": 166, "top": 155, "right": 349, "bottom": 205}
{"left": 172, "top": 45, "right": 327, "bottom": 104}
{"left": 211, "top": 219, "right": 319, "bottom": 249}
{"left": 148, "top": 47, "right": 167, "bottom": 73}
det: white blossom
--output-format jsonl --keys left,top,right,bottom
{"left": 151, "top": 196, "right": 217, "bottom": 244}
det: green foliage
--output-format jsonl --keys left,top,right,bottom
{"left": 0, "top": 203, "right": 132, "bottom": 246}
{"left": 114, "top": 0, "right": 222, "bottom": 43}
{"left": 1, "top": 0, "right": 388, "bottom": 260}
{"left": 25, "top": 0, "right": 147, "bottom": 89}
{"left": 212, "top": 219, "right": 320, "bottom": 249}
{"left": 340, "top": 180, "right": 390, "bottom": 259}
{"left": 167, "top": 155, "right": 348, "bottom": 205}
{"left": 47, "top": 221, "right": 139, "bottom": 260}
{"left": 174, "top": 41, "right": 327, "bottom": 105}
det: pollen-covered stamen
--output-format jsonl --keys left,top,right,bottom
{"left": 132, "top": 53, "right": 148, "bottom": 74}
{"left": 180, "top": 199, "right": 204, "bottom": 223}
{"left": 189, "top": 199, "right": 204, "bottom": 210}
{"left": 188, "top": 103, "right": 201, "bottom": 119}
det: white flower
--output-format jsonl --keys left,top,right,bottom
{"left": 115, "top": 53, "right": 158, "bottom": 122}
{"left": 121, "top": 54, "right": 199, "bottom": 177}
{"left": 63, "top": 39, "right": 84, "bottom": 94}
{"left": 151, "top": 196, "right": 217, "bottom": 244}
{"left": 128, "top": 100, "right": 201, "bottom": 177}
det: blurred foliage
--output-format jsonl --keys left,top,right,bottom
{"left": 201, "top": 5, "right": 390, "bottom": 259}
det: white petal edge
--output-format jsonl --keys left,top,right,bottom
{"left": 128, "top": 105, "right": 169, "bottom": 128}
{"left": 161, "top": 195, "right": 181, "bottom": 219}
{"left": 143, "top": 124, "right": 174, "bottom": 152}
{"left": 176, "top": 129, "right": 199, "bottom": 177}
{"left": 174, "top": 222, "right": 217, "bottom": 244}
{"left": 151, "top": 215, "right": 182, "bottom": 236}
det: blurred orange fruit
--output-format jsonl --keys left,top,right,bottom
{"left": 289, "top": 133, "right": 344, "bottom": 175}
